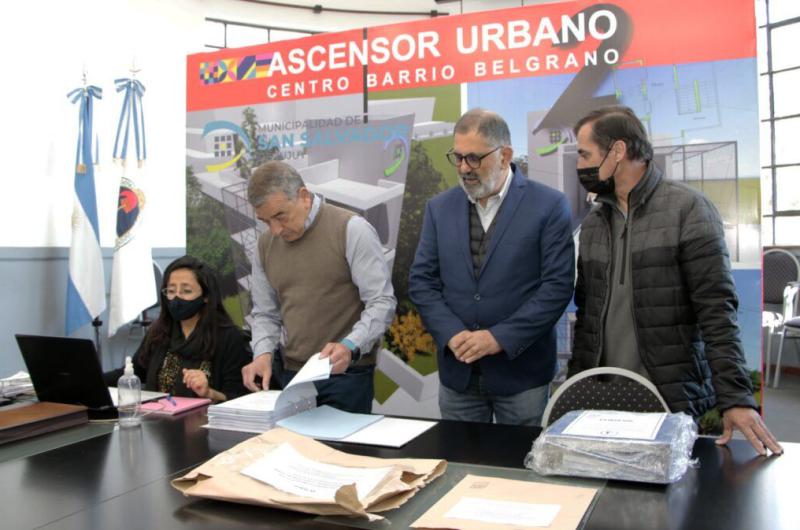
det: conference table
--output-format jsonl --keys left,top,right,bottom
{"left": 0, "top": 408, "right": 796, "bottom": 529}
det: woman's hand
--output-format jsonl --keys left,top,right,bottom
{"left": 182, "top": 368, "right": 210, "bottom": 398}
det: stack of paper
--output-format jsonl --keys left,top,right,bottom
{"left": 206, "top": 389, "right": 316, "bottom": 433}
{"left": 526, "top": 410, "right": 698, "bottom": 484}
{"left": 207, "top": 353, "right": 326, "bottom": 433}
{"left": 0, "top": 371, "right": 34, "bottom": 398}
{"left": 205, "top": 354, "right": 438, "bottom": 448}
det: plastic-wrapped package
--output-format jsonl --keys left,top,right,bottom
{"left": 525, "top": 410, "right": 698, "bottom": 484}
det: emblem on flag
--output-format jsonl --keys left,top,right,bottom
{"left": 115, "top": 177, "right": 145, "bottom": 248}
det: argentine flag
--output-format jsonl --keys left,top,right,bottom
{"left": 65, "top": 86, "right": 106, "bottom": 335}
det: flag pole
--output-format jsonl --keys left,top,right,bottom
{"left": 84, "top": 66, "right": 103, "bottom": 359}
{"left": 92, "top": 317, "right": 103, "bottom": 359}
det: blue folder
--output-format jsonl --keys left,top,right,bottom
{"left": 276, "top": 405, "right": 384, "bottom": 441}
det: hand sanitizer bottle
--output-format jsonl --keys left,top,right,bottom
{"left": 117, "top": 356, "right": 141, "bottom": 427}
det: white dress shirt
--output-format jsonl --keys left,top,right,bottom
{"left": 466, "top": 166, "right": 514, "bottom": 231}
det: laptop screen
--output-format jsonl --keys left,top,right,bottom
{"left": 15, "top": 334, "right": 115, "bottom": 412}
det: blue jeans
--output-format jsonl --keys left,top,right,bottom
{"left": 438, "top": 373, "right": 549, "bottom": 426}
{"left": 272, "top": 352, "right": 375, "bottom": 414}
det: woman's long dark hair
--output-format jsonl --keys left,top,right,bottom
{"left": 139, "top": 255, "right": 234, "bottom": 367}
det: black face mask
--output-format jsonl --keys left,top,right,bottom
{"left": 167, "top": 296, "right": 205, "bottom": 321}
{"left": 578, "top": 143, "right": 618, "bottom": 195}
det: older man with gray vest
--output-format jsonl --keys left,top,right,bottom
{"left": 241, "top": 161, "right": 396, "bottom": 413}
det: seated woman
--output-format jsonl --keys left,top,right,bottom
{"left": 105, "top": 255, "right": 250, "bottom": 401}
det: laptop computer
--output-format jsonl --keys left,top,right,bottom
{"left": 15, "top": 334, "right": 166, "bottom": 420}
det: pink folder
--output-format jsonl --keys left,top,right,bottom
{"left": 140, "top": 396, "right": 211, "bottom": 415}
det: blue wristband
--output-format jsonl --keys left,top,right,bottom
{"left": 340, "top": 339, "right": 361, "bottom": 363}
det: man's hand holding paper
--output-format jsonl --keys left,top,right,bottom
{"left": 285, "top": 352, "right": 332, "bottom": 389}
{"left": 319, "top": 342, "right": 352, "bottom": 374}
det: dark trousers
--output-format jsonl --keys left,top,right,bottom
{"left": 272, "top": 350, "right": 375, "bottom": 414}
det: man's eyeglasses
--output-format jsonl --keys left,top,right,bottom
{"left": 446, "top": 146, "right": 502, "bottom": 169}
{"left": 161, "top": 288, "right": 197, "bottom": 300}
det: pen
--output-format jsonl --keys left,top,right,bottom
{"left": 165, "top": 394, "right": 177, "bottom": 407}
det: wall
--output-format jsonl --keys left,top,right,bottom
{"left": 0, "top": 0, "right": 518, "bottom": 375}
{"left": 0, "top": 248, "right": 184, "bottom": 374}
{"left": 0, "top": 0, "right": 206, "bottom": 249}
{"left": 0, "top": 0, "right": 212, "bottom": 374}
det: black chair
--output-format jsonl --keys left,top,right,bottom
{"left": 774, "top": 294, "right": 800, "bottom": 388}
{"left": 762, "top": 248, "right": 800, "bottom": 387}
{"left": 127, "top": 261, "right": 164, "bottom": 336}
{"left": 541, "top": 367, "right": 670, "bottom": 427}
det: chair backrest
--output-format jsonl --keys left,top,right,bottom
{"left": 763, "top": 249, "right": 800, "bottom": 305}
{"left": 145, "top": 260, "right": 164, "bottom": 312}
{"left": 782, "top": 282, "right": 800, "bottom": 322}
{"left": 542, "top": 367, "right": 670, "bottom": 427}
{"left": 134, "top": 261, "right": 165, "bottom": 326}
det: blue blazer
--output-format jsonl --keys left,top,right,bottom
{"left": 409, "top": 166, "right": 575, "bottom": 395}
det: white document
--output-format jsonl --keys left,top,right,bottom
{"left": 210, "top": 390, "right": 282, "bottom": 412}
{"left": 561, "top": 410, "right": 667, "bottom": 440}
{"left": 108, "top": 387, "right": 169, "bottom": 406}
{"left": 285, "top": 352, "right": 331, "bottom": 389}
{"left": 444, "top": 497, "right": 561, "bottom": 527}
{"left": 0, "top": 371, "right": 33, "bottom": 397}
{"left": 342, "top": 417, "right": 437, "bottom": 447}
{"left": 240, "top": 442, "right": 392, "bottom": 501}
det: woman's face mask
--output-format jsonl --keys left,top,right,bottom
{"left": 167, "top": 296, "right": 205, "bottom": 322}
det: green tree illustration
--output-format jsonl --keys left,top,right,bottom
{"left": 236, "top": 107, "right": 281, "bottom": 180}
{"left": 392, "top": 141, "right": 446, "bottom": 311}
{"left": 186, "top": 165, "right": 244, "bottom": 287}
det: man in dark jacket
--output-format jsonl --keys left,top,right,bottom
{"left": 569, "top": 105, "right": 782, "bottom": 455}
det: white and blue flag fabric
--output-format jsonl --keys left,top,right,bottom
{"left": 65, "top": 85, "right": 106, "bottom": 336}
{"left": 108, "top": 77, "right": 156, "bottom": 336}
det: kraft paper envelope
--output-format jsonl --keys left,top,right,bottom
{"left": 172, "top": 427, "right": 446, "bottom": 520}
{"left": 411, "top": 474, "right": 598, "bottom": 530}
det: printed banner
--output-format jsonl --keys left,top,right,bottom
{"left": 187, "top": 0, "right": 754, "bottom": 109}
{"left": 186, "top": 0, "right": 761, "bottom": 418}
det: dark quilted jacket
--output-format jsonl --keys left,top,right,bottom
{"left": 568, "top": 162, "right": 756, "bottom": 418}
